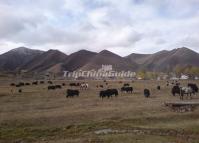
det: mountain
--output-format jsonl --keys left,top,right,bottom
{"left": 126, "top": 47, "right": 199, "bottom": 71}
{"left": 81, "top": 50, "right": 138, "bottom": 71}
{"left": 0, "top": 47, "right": 43, "bottom": 71}
{"left": 21, "top": 49, "right": 67, "bottom": 72}
{"left": 126, "top": 53, "right": 151, "bottom": 65}
{"left": 0, "top": 47, "right": 199, "bottom": 73}
{"left": 62, "top": 50, "right": 97, "bottom": 71}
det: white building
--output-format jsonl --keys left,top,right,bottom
{"left": 99, "top": 65, "right": 113, "bottom": 72}
{"left": 180, "top": 74, "right": 189, "bottom": 80}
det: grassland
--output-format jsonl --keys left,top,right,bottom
{"left": 0, "top": 79, "right": 199, "bottom": 143}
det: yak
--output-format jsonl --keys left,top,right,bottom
{"left": 66, "top": 89, "right": 79, "bottom": 98}
{"left": 121, "top": 86, "right": 133, "bottom": 93}
{"left": 188, "top": 83, "right": 198, "bottom": 93}
{"left": 144, "top": 89, "right": 150, "bottom": 98}
{"left": 99, "top": 89, "right": 118, "bottom": 98}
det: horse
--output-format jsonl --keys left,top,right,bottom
{"left": 180, "top": 87, "right": 193, "bottom": 100}
{"left": 80, "top": 83, "right": 88, "bottom": 90}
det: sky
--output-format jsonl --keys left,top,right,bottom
{"left": 0, "top": 0, "right": 199, "bottom": 56}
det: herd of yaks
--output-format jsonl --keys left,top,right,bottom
{"left": 9, "top": 80, "right": 198, "bottom": 100}
{"left": 10, "top": 80, "right": 63, "bottom": 93}
{"left": 171, "top": 83, "right": 198, "bottom": 100}
{"left": 166, "top": 80, "right": 198, "bottom": 100}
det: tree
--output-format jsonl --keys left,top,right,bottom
{"left": 174, "top": 65, "right": 184, "bottom": 77}
{"left": 146, "top": 72, "right": 158, "bottom": 80}
{"left": 137, "top": 70, "right": 146, "bottom": 79}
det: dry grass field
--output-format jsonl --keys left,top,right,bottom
{"left": 1, "top": 78, "right": 199, "bottom": 143}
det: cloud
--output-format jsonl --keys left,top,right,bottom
{"left": 0, "top": 0, "right": 199, "bottom": 56}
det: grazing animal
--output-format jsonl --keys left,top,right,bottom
{"left": 32, "top": 81, "right": 38, "bottom": 85}
{"left": 188, "top": 83, "right": 198, "bottom": 93}
{"left": 180, "top": 87, "right": 193, "bottom": 100}
{"left": 48, "top": 85, "right": 62, "bottom": 90}
{"left": 55, "top": 85, "right": 62, "bottom": 89}
{"left": 171, "top": 85, "right": 181, "bottom": 96}
{"left": 144, "top": 89, "right": 150, "bottom": 98}
{"left": 99, "top": 90, "right": 106, "bottom": 98}
{"left": 121, "top": 86, "right": 133, "bottom": 93}
{"left": 66, "top": 89, "right": 79, "bottom": 98}
{"left": 70, "top": 83, "right": 80, "bottom": 87}
{"left": 96, "top": 85, "right": 103, "bottom": 88}
{"left": 99, "top": 89, "right": 118, "bottom": 98}
{"left": 62, "top": 83, "right": 66, "bottom": 86}
{"left": 69, "top": 83, "right": 75, "bottom": 86}
{"left": 157, "top": 86, "right": 160, "bottom": 90}
{"left": 19, "top": 82, "right": 25, "bottom": 86}
{"left": 123, "top": 83, "right": 130, "bottom": 87}
{"left": 109, "top": 89, "right": 118, "bottom": 97}
{"left": 15, "top": 82, "right": 24, "bottom": 87}
{"left": 16, "top": 84, "right": 21, "bottom": 87}
{"left": 80, "top": 83, "right": 88, "bottom": 90}
{"left": 48, "top": 85, "right": 56, "bottom": 90}
{"left": 40, "top": 81, "right": 45, "bottom": 84}
{"left": 48, "top": 81, "right": 53, "bottom": 84}
{"left": 10, "top": 83, "right": 15, "bottom": 86}
{"left": 172, "top": 85, "right": 194, "bottom": 100}
{"left": 25, "top": 83, "right": 30, "bottom": 86}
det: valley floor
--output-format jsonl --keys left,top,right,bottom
{"left": 1, "top": 79, "right": 199, "bottom": 143}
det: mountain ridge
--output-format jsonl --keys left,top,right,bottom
{"left": 0, "top": 47, "right": 198, "bottom": 73}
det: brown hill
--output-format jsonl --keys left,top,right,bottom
{"left": 126, "top": 53, "right": 151, "bottom": 65}
{"left": 0, "top": 47, "right": 43, "bottom": 71}
{"left": 126, "top": 47, "right": 199, "bottom": 71}
{"left": 62, "top": 50, "right": 97, "bottom": 71}
{"left": 81, "top": 50, "right": 138, "bottom": 71}
{"left": 21, "top": 49, "right": 67, "bottom": 72}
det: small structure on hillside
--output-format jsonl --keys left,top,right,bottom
{"left": 180, "top": 74, "right": 189, "bottom": 80}
{"left": 99, "top": 65, "right": 113, "bottom": 72}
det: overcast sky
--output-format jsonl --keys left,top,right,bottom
{"left": 0, "top": 0, "right": 199, "bottom": 56}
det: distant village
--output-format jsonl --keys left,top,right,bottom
{"left": 63, "top": 65, "right": 136, "bottom": 80}
{"left": 10, "top": 64, "right": 198, "bottom": 80}
{"left": 58, "top": 65, "right": 198, "bottom": 80}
